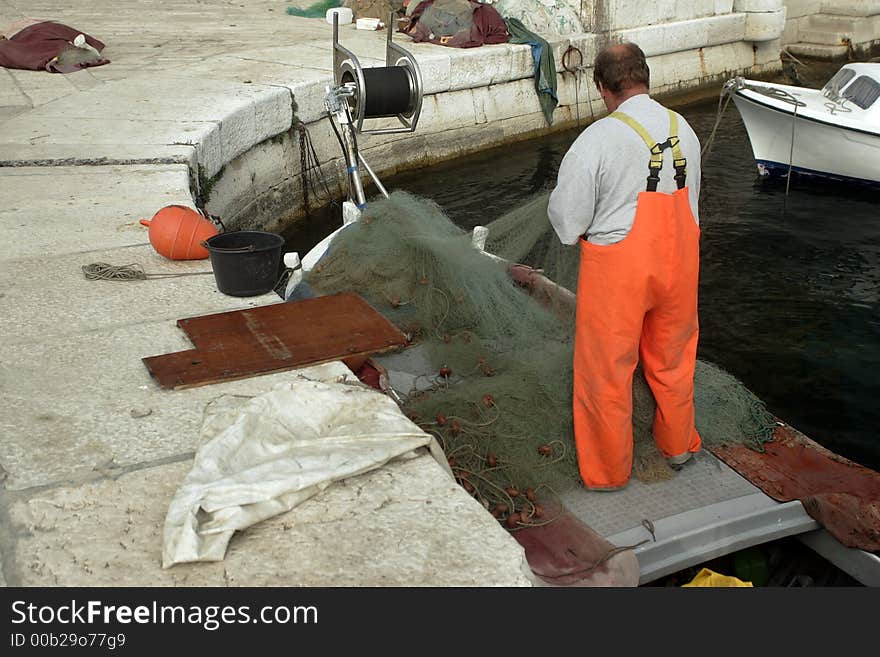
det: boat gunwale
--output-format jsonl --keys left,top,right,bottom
{"left": 733, "top": 87, "right": 880, "bottom": 139}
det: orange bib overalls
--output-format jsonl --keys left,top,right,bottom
{"left": 572, "top": 110, "right": 702, "bottom": 490}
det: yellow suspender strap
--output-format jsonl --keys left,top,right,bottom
{"left": 609, "top": 109, "right": 688, "bottom": 190}
{"left": 610, "top": 110, "right": 663, "bottom": 168}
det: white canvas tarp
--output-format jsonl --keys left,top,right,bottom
{"left": 162, "top": 368, "right": 439, "bottom": 567}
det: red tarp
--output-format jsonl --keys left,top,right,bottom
{"left": 0, "top": 21, "right": 108, "bottom": 73}
{"left": 403, "top": 0, "right": 508, "bottom": 49}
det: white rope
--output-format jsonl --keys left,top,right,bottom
{"left": 724, "top": 77, "right": 806, "bottom": 108}
{"left": 786, "top": 102, "right": 797, "bottom": 197}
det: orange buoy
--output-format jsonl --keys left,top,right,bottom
{"left": 139, "top": 205, "right": 218, "bottom": 260}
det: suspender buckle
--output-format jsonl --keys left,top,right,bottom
{"left": 673, "top": 157, "right": 687, "bottom": 190}
{"left": 646, "top": 164, "right": 662, "bottom": 192}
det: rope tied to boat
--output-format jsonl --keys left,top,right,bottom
{"left": 81, "top": 262, "right": 213, "bottom": 281}
{"left": 706, "top": 77, "right": 812, "bottom": 197}
{"left": 703, "top": 77, "right": 807, "bottom": 164}
{"left": 728, "top": 77, "right": 807, "bottom": 107}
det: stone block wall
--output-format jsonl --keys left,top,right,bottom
{"left": 782, "top": 0, "right": 822, "bottom": 43}
{"left": 583, "top": 1, "right": 735, "bottom": 32}
{"left": 581, "top": 0, "right": 785, "bottom": 41}
{"left": 782, "top": 0, "right": 880, "bottom": 51}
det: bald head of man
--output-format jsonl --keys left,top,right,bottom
{"left": 593, "top": 43, "right": 651, "bottom": 111}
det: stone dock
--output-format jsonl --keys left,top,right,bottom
{"left": 0, "top": 0, "right": 861, "bottom": 587}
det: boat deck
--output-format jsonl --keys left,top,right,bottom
{"left": 569, "top": 461, "right": 815, "bottom": 584}
{"left": 372, "top": 344, "right": 875, "bottom": 585}
{"left": 296, "top": 215, "right": 879, "bottom": 586}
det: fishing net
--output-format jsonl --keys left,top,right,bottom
{"left": 304, "top": 190, "right": 776, "bottom": 523}
{"left": 286, "top": 1, "right": 343, "bottom": 18}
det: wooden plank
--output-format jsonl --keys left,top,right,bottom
{"left": 142, "top": 293, "right": 408, "bottom": 389}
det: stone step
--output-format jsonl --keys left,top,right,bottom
{"left": 821, "top": 0, "right": 880, "bottom": 18}
{"left": 810, "top": 14, "right": 862, "bottom": 32}
{"left": 785, "top": 42, "right": 850, "bottom": 60}
{"left": 797, "top": 31, "right": 853, "bottom": 47}
{"left": 799, "top": 14, "right": 874, "bottom": 46}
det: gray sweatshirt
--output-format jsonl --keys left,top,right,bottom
{"left": 548, "top": 93, "right": 702, "bottom": 245}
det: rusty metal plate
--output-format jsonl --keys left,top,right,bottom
{"left": 143, "top": 292, "right": 408, "bottom": 389}
{"left": 712, "top": 424, "right": 880, "bottom": 552}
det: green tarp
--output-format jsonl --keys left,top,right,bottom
{"left": 505, "top": 17, "right": 558, "bottom": 125}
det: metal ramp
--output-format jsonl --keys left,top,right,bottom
{"left": 563, "top": 457, "right": 818, "bottom": 584}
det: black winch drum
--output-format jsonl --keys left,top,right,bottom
{"left": 203, "top": 231, "right": 284, "bottom": 297}
{"left": 343, "top": 66, "right": 416, "bottom": 118}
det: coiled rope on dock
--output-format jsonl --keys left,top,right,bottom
{"left": 81, "top": 263, "right": 213, "bottom": 281}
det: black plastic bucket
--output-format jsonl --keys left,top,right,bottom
{"left": 203, "top": 231, "right": 284, "bottom": 297}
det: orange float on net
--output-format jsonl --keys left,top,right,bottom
{"left": 139, "top": 205, "right": 218, "bottom": 260}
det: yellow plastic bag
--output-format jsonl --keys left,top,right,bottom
{"left": 682, "top": 568, "right": 753, "bottom": 587}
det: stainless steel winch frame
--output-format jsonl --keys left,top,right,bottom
{"left": 326, "top": 12, "right": 424, "bottom": 211}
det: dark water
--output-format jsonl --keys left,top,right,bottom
{"left": 283, "top": 96, "right": 880, "bottom": 473}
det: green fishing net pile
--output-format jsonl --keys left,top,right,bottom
{"left": 286, "top": 1, "right": 342, "bottom": 18}
{"left": 304, "top": 190, "right": 776, "bottom": 520}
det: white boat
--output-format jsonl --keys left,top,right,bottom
{"left": 727, "top": 62, "right": 880, "bottom": 186}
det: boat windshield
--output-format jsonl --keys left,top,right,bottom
{"left": 842, "top": 75, "right": 880, "bottom": 110}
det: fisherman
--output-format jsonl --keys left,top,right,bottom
{"left": 547, "top": 42, "right": 703, "bottom": 491}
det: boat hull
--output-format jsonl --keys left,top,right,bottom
{"left": 732, "top": 91, "right": 880, "bottom": 186}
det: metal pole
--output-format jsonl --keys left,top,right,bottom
{"left": 336, "top": 105, "right": 367, "bottom": 208}
{"left": 358, "top": 152, "right": 390, "bottom": 199}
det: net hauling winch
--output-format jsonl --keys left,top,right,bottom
{"left": 285, "top": 13, "right": 424, "bottom": 295}
{"left": 326, "top": 12, "right": 423, "bottom": 213}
